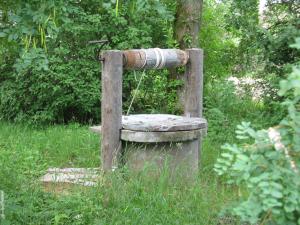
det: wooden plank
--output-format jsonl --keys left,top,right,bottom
{"left": 101, "top": 50, "right": 123, "bottom": 171}
{"left": 122, "top": 114, "right": 206, "bottom": 132}
{"left": 183, "top": 49, "right": 203, "bottom": 117}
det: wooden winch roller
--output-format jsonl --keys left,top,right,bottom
{"left": 123, "top": 48, "right": 189, "bottom": 69}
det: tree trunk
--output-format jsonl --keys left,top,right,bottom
{"left": 170, "top": 0, "right": 203, "bottom": 112}
{"left": 174, "top": 0, "right": 203, "bottom": 49}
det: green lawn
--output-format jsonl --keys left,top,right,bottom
{"left": 0, "top": 122, "right": 241, "bottom": 225}
{"left": 0, "top": 91, "right": 276, "bottom": 225}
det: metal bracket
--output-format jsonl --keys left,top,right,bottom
{"left": 88, "top": 40, "right": 109, "bottom": 61}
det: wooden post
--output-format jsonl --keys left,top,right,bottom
{"left": 101, "top": 50, "right": 123, "bottom": 171}
{"left": 183, "top": 48, "right": 203, "bottom": 117}
{"left": 183, "top": 48, "right": 203, "bottom": 172}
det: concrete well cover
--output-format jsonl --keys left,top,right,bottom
{"left": 122, "top": 114, "right": 207, "bottom": 132}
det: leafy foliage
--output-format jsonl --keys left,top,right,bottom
{"left": 226, "top": 0, "right": 260, "bottom": 70}
{"left": 123, "top": 70, "right": 183, "bottom": 115}
{"left": 261, "top": 0, "right": 300, "bottom": 75}
{"left": 214, "top": 39, "right": 300, "bottom": 225}
{"left": 0, "top": 0, "right": 236, "bottom": 124}
{"left": 227, "top": 0, "right": 300, "bottom": 77}
{"left": 0, "top": 0, "right": 175, "bottom": 123}
{"left": 200, "top": 1, "right": 236, "bottom": 80}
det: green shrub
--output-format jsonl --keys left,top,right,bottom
{"left": 123, "top": 70, "right": 183, "bottom": 115}
{"left": 214, "top": 39, "right": 300, "bottom": 225}
{"left": 203, "top": 78, "right": 277, "bottom": 144}
{"left": 200, "top": 0, "right": 237, "bottom": 80}
{"left": 0, "top": 1, "right": 174, "bottom": 124}
{"left": 0, "top": 0, "right": 237, "bottom": 124}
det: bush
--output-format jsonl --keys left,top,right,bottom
{"left": 123, "top": 70, "right": 183, "bottom": 115}
{"left": 200, "top": 0, "right": 236, "bottom": 80}
{"left": 214, "top": 39, "right": 300, "bottom": 225}
{"left": 0, "top": 1, "right": 174, "bottom": 124}
{"left": 0, "top": 0, "right": 237, "bottom": 124}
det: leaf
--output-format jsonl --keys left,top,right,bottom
{"left": 258, "top": 181, "right": 269, "bottom": 188}
{"left": 221, "top": 153, "right": 234, "bottom": 160}
{"left": 246, "top": 128, "right": 256, "bottom": 138}
{"left": 236, "top": 135, "right": 249, "bottom": 139}
{"left": 290, "top": 37, "right": 300, "bottom": 49}
{"left": 270, "top": 190, "right": 283, "bottom": 198}
{"left": 237, "top": 154, "right": 249, "bottom": 161}
{"left": 0, "top": 32, "right": 6, "bottom": 37}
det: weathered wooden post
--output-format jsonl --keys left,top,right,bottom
{"left": 101, "top": 50, "right": 123, "bottom": 171}
{"left": 182, "top": 48, "right": 204, "bottom": 172}
{"left": 184, "top": 49, "right": 203, "bottom": 118}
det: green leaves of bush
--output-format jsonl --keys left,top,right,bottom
{"left": 215, "top": 40, "right": 300, "bottom": 225}
{"left": 0, "top": 0, "right": 173, "bottom": 124}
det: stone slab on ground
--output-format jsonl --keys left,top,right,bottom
{"left": 41, "top": 168, "right": 101, "bottom": 193}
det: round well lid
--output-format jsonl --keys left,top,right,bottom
{"left": 122, "top": 114, "right": 207, "bottom": 132}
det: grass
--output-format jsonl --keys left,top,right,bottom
{"left": 0, "top": 81, "right": 278, "bottom": 224}
{"left": 0, "top": 121, "right": 241, "bottom": 225}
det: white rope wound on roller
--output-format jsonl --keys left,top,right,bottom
{"left": 141, "top": 49, "right": 148, "bottom": 69}
{"left": 153, "top": 48, "right": 161, "bottom": 69}
{"left": 157, "top": 48, "right": 166, "bottom": 69}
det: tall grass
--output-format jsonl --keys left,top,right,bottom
{"left": 0, "top": 122, "right": 240, "bottom": 224}
{"left": 0, "top": 80, "right": 277, "bottom": 224}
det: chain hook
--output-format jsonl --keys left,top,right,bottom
{"left": 88, "top": 40, "right": 109, "bottom": 62}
